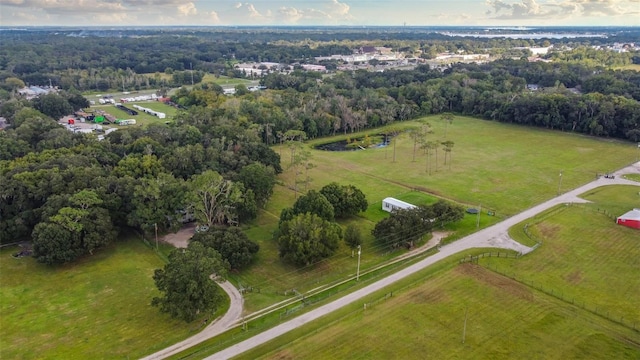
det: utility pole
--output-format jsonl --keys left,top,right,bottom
{"left": 476, "top": 204, "right": 481, "bottom": 229}
{"left": 356, "top": 245, "right": 362, "bottom": 281}
{"left": 557, "top": 171, "right": 563, "bottom": 195}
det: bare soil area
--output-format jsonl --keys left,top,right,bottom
{"left": 161, "top": 223, "right": 196, "bottom": 248}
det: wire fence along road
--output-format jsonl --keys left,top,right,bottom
{"left": 206, "top": 162, "right": 639, "bottom": 360}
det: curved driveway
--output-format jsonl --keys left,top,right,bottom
{"left": 141, "top": 280, "right": 243, "bottom": 360}
{"left": 207, "top": 162, "right": 640, "bottom": 360}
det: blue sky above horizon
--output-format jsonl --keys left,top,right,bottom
{"left": 0, "top": 0, "right": 638, "bottom": 27}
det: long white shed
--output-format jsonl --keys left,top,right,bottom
{"left": 382, "top": 197, "right": 417, "bottom": 213}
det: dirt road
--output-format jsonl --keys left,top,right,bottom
{"left": 206, "top": 162, "right": 640, "bottom": 359}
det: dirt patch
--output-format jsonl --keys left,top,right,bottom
{"left": 564, "top": 270, "right": 583, "bottom": 285}
{"left": 457, "top": 263, "right": 533, "bottom": 301}
{"left": 161, "top": 223, "right": 196, "bottom": 248}
{"left": 270, "top": 350, "right": 295, "bottom": 360}
{"left": 536, "top": 223, "right": 560, "bottom": 239}
{"left": 406, "top": 287, "right": 449, "bottom": 304}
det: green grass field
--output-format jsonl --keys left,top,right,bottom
{"left": 237, "top": 261, "right": 640, "bottom": 360}
{"left": 0, "top": 238, "right": 224, "bottom": 359}
{"left": 484, "top": 185, "right": 640, "bottom": 325}
{"left": 4, "top": 114, "right": 637, "bottom": 358}
{"left": 301, "top": 116, "right": 636, "bottom": 215}
{"left": 233, "top": 186, "right": 640, "bottom": 360}
{"left": 624, "top": 173, "right": 640, "bottom": 182}
{"left": 90, "top": 101, "right": 178, "bottom": 127}
{"left": 201, "top": 74, "right": 256, "bottom": 87}
{"left": 613, "top": 64, "right": 640, "bottom": 71}
{"left": 236, "top": 115, "right": 637, "bottom": 312}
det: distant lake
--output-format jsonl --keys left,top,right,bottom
{"left": 441, "top": 32, "right": 607, "bottom": 39}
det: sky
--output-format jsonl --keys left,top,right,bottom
{"left": 0, "top": 0, "right": 638, "bottom": 27}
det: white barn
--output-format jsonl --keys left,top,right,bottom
{"left": 382, "top": 197, "right": 417, "bottom": 213}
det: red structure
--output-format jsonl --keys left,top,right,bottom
{"left": 616, "top": 209, "right": 640, "bottom": 230}
{"left": 68, "top": 118, "right": 75, "bottom": 125}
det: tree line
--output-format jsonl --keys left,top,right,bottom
{"left": 166, "top": 60, "right": 639, "bottom": 142}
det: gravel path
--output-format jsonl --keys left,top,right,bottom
{"left": 206, "top": 162, "right": 640, "bottom": 360}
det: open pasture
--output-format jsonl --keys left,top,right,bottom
{"left": 237, "top": 262, "right": 640, "bottom": 360}
{"left": 304, "top": 116, "right": 637, "bottom": 215}
{"left": 200, "top": 74, "right": 256, "bottom": 87}
{"left": 233, "top": 183, "right": 640, "bottom": 358}
{"left": 482, "top": 185, "right": 640, "bottom": 326}
{"left": 238, "top": 116, "right": 637, "bottom": 311}
{"left": 0, "top": 239, "right": 215, "bottom": 359}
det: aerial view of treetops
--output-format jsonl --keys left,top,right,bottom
{"left": 1, "top": 3, "right": 639, "bottom": 358}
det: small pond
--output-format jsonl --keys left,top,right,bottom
{"left": 315, "top": 134, "right": 391, "bottom": 151}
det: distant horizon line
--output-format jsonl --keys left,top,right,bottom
{"left": 1, "top": 25, "right": 639, "bottom": 29}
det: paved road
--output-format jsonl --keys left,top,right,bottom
{"left": 207, "top": 162, "right": 640, "bottom": 360}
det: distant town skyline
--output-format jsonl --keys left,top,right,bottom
{"left": 0, "top": 0, "right": 638, "bottom": 27}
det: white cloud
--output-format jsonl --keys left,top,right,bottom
{"left": 486, "top": 0, "right": 556, "bottom": 19}
{"left": 210, "top": 10, "right": 220, "bottom": 24}
{"left": 327, "top": 0, "right": 351, "bottom": 17}
{"left": 573, "top": 0, "right": 626, "bottom": 16}
{"left": 178, "top": 2, "right": 197, "bottom": 16}
{"left": 227, "top": 2, "right": 268, "bottom": 22}
{"left": 485, "top": 0, "right": 639, "bottom": 21}
{"left": 323, "top": 0, "right": 354, "bottom": 22}
{"left": 0, "top": 0, "right": 637, "bottom": 26}
{"left": 245, "top": 3, "right": 263, "bottom": 18}
{"left": 278, "top": 6, "right": 304, "bottom": 24}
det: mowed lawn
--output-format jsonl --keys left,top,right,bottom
{"left": 623, "top": 173, "right": 640, "bottom": 182}
{"left": 90, "top": 101, "right": 177, "bottom": 128}
{"left": 482, "top": 185, "right": 640, "bottom": 326}
{"left": 236, "top": 116, "right": 636, "bottom": 311}
{"left": 0, "top": 239, "right": 210, "bottom": 359}
{"left": 238, "top": 263, "right": 640, "bottom": 360}
{"left": 232, "top": 182, "right": 640, "bottom": 359}
{"left": 300, "top": 116, "right": 637, "bottom": 216}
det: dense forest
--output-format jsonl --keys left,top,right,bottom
{"left": 0, "top": 96, "right": 282, "bottom": 264}
{"left": 164, "top": 60, "right": 640, "bottom": 142}
{"left": 1, "top": 28, "right": 639, "bottom": 267}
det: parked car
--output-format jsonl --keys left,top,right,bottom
{"left": 195, "top": 225, "right": 209, "bottom": 233}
